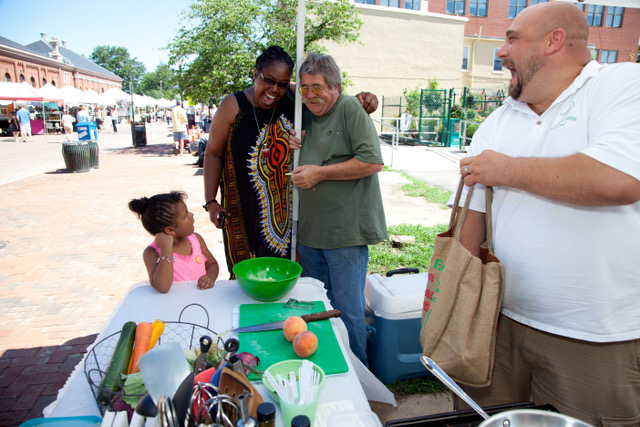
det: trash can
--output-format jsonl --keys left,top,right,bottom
{"left": 76, "top": 122, "right": 98, "bottom": 141}
{"left": 62, "top": 141, "right": 91, "bottom": 173}
{"left": 87, "top": 140, "right": 99, "bottom": 169}
{"left": 131, "top": 121, "right": 147, "bottom": 147}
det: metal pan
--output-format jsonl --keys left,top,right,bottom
{"left": 420, "top": 356, "right": 594, "bottom": 427}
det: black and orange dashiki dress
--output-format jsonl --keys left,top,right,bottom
{"left": 221, "top": 90, "right": 295, "bottom": 277}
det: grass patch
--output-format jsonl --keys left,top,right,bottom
{"left": 388, "top": 376, "right": 448, "bottom": 396}
{"left": 400, "top": 174, "right": 452, "bottom": 205}
{"left": 369, "top": 224, "right": 448, "bottom": 275}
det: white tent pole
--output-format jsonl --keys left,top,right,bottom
{"left": 291, "top": 0, "right": 305, "bottom": 261}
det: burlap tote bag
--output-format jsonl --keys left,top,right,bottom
{"left": 420, "top": 177, "right": 504, "bottom": 387}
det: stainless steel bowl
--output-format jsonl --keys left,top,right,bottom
{"left": 479, "top": 408, "right": 594, "bottom": 427}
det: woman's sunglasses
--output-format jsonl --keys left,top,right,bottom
{"left": 260, "top": 72, "right": 290, "bottom": 90}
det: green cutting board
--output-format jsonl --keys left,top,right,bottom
{"left": 238, "top": 301, "right": 349, "bottom": 381}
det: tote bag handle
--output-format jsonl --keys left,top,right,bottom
{"left": 450, "top": 177, "right": 494, "bottom": 252}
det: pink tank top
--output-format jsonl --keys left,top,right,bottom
{"left": 149, "top": 234, "right": 208, "bottom": 281}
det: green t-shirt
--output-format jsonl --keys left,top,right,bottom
{"left": 298, "top": 95, "right": 387, "bottom": 249}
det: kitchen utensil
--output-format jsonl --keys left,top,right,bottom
{"left": 134, "top": 393, "right": 158, "bottom": 418}
{"left": 421, "top": 356, "right": 490, "bottom": 419}
{"left": 218, "top": 367, "right": 264, "bottom": 419}
{"left": 138, "top": 341, "right": 191, "bottom": 404}
{"left": 231, "top": 309, "right": 341, "bottom": 333}
{"left": 261, "top": 359, "right": 326, "bottom": 403}
{"left": 172, "top": 371, "right": 194, "bottom": 426}
{"left": 421, "top": 356, "right": 596, "bottom": 427}
{"left": 238, "top": 301, "right": 348, "bottom": 381}
{"left": 284, "top": 298, "right": 316, "bottom": 309}
{"left": 194, "top": 335, "right": 213, "bottom": 374}
{"left": 233, "top": 257, "right": 302, "bottom": 301}
{"left": 479, "top": 409, "right": 595, "bottom": 427}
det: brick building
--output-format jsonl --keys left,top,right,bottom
{"left": 0, "top": 33, "right": 122, "bottom": 92}
{"left": 330, "top": 0, "right": 639, "bottom": 107}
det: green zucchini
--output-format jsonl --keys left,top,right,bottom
{"left": 97, "top": 321, "right": 137, "bottom": 405}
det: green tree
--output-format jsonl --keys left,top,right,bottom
{"left": 167, "top": 0, "right": 362, "bottom": 103}
{"left": 139, "top": 64, "right": 176, "bottom": 100}
{"left": 90, "top": 46, "right": 146, "bottom": 93}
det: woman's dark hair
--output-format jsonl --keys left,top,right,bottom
{"left": 129, "top": 191, "right": 186, "bottom": 235}
{"left": 255, "top": 46, "right": 294, "bottom": 75}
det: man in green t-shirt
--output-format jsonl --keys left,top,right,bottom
{"left": 291, "top": 53, "right": 387, "bottom": 366}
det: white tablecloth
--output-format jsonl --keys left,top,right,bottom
{"left": 44, "top": 278, "right": 383, "bottom": 426}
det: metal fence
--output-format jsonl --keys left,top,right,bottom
{"left": 381, "top": 87, "right": 506, "bottom": 149}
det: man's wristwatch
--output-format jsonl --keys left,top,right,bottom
{"left": 203, "top": 199, "right": 217, "bottom": 211}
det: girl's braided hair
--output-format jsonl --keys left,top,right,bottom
{"left": 129, "top": 191, "right": 186, "bottom": 235}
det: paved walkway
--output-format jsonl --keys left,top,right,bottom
{"left": 0, "top": 122, "right": 462, "bottom": 426}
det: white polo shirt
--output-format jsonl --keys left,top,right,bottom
{"left": 458, "top": 61, "right": 640, "bottom": 342}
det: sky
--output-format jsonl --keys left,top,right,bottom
{"left": 0, "top": 0, "right": 192, "bottom": 72}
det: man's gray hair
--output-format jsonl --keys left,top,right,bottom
{"left": 299, "top": 53, "right": 342, "bottom": 94}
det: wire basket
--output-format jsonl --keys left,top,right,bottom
{"left": 84, "top": 303, "right": 223, "bottom": 414}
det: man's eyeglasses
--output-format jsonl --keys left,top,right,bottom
{"left": 298, "top": 86, "right": 325, "bottom": 97}
{"left": 260, "top": 72, "right": 290, "bottom": 90}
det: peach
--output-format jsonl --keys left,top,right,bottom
{"left": 293, "top": 331, "right": 318, "bottom": 358}
{"left": 283, "top": 316, "right": 307, "bottom": 342}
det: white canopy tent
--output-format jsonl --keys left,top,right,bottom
{"left": 0, "top": 82, "right": 46, "bottom": 101}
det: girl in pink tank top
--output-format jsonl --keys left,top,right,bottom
{"left": 129, "top": 191, "right": 219, "bottom": 293}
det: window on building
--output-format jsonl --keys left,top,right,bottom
{"left": 586, "top": 5, "right": 604, "bottom": 26}
{"left": 469, "top": 0, "right": 487, "bottom": 16}
{"left": 51, "top": 80, "right": 56, "bottom": 87}
{"left": 19, "top": 74, "right": 25, "bottom": 83}
{"left": 4, "top": 73, "right": 11, "bottom": 82}
{"left": 530, "top": 0, "right": 548, "bottom": 4}
{"left": 355, "top": 0, "right": 376, "bottom": 4}
{"left": 462, "top": 46, "right": 470, "bottom": 70}
{"left": 42, "top": 78, "right": 47, "bottom": 86}
{"left": 509, "top": 0, "right": 526, "bottom": 19}
{"left": 601, "top": 50, "right": 617, "bottom": 64}
{"left": 447, "top": 0, "right": 465, "bottom": 14}
{"left": 591, "top": 49, "right": 599, "bottom": 61}
{"left": 493, "top": 48, "right": 503, "bottom": 72}
{"left": 405, "top": 0, "right": 420, "bottom": 10}
{"left": 30, "top": 77, "right": 36, "bottom": 87}
{"left": 379, "top": 0, "right": 401, "bottom": 5}
{"left": 606, "top": 7, "right": 624, "bottom": 27}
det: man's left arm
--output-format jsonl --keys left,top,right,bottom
{"left": 461, "top": 150, "right": 640, "bottom": 206}
{"left": 292, "top": 159, "right": 382, "bottom": 190}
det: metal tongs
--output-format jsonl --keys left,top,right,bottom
{"left": 284, "top": 298, "right": 315, "bottom": 309}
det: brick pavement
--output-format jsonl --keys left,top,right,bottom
{"left": 0, "top": 123, "right": 457, "bottom": 425}
{"left": 0, "top": 125, "right": 228, "bottom": 426}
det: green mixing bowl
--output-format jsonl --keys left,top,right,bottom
{"left": 233, "top": 257, "right": 302, "bottom": 302}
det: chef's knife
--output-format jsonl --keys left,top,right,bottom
{"left": 232, "top": 309, "right": 341, "bottom": 333}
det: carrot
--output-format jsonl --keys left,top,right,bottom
{"left": 148, "top": 319, "right": 165, "bottom": 350}
{"left": 127, "top": 321, "right": 153, "bottom": 374}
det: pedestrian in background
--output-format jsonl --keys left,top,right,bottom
{"left": 16, "top": 104, "right": 33, "bottom": 143}
{"left": 171, "top": 99, "right": 188, "bottom": 156}
{"left": 61, "top": 110, "right": 75, "bottom": 142}
{"left": 10, "top": 110, "right": 20, "bottom": 142}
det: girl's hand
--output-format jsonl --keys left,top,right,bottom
{"left": 154, "top": 232, "right": 174, "bottom": 250}
{"left": 197, "top": 275, "right": 216, "bottom": 290}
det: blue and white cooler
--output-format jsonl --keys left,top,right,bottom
{"left": 365, "top": 268, "right": 430, "bottom": 384}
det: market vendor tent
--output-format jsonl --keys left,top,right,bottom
{"left": 58, "top": 85, "right": 87, "bottom": 104}
{"left": 0, "top": 82, "right": 45, "bottom": 101}
{"left": 35, "top": 84, "right": 65, "bottom": 103}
